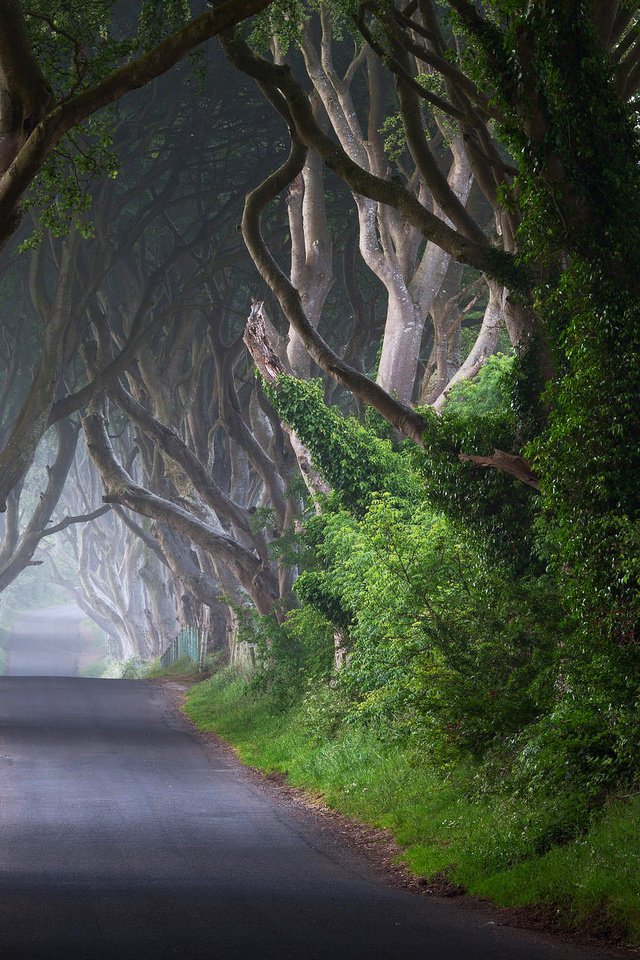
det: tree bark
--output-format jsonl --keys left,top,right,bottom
{"left": 432, "top": 280, "right": 504, "bottom": 411}
{"left": 83, "top": 410, "right": 279, "bottom": 615}
{"left": 222, "top": 31, "right": 529, "bottom": 292}
{"left": 458, "top": 449, "right": 540, "bottom": 489}
{"left": 245, "top": 300, "right": 330, "bottom": 504}
{"left": 0, "top": 419, "right": 79, "bottom": 592}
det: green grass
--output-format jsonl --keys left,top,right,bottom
{"left": 117, "top": 655, "right": 210, "bottom": 680}
{"left": 474, "top": 797, "right": 640, "bottom": 940}
{"left": 144, "top": 656, "right": 205, "bottom": 680}
{"left": 185, "top": 669, "right": 640, "bottom": 946}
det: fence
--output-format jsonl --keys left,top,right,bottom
{"left": 159, "top": 625, "right": 205, "bottom": 670}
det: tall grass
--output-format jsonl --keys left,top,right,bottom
{"left": 186, "top": 670, "right": 640, "bottom": 945}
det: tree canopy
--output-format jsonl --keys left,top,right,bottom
{"left": 0, "top": 0, "right": 639, "bottom": 902}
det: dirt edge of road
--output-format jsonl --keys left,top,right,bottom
{"left": 156, "top": 679, "right": 639, "bottom": 960}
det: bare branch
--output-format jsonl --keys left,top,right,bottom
{"left": 222, "top": 31, "right": 529, "bottom": 292}
{"left": 40, "top": 505, "right": 111, "bottom": 539}
{"left": 0, "top": 0, "right": 274, "bottom": 249}
{"left": 244, "top": 300, "right": 330, "bottom": 503}
{"left": 240, "top": 132, "right": 429, "bottom": 445}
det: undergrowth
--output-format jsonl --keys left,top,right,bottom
{"left": 119, "top": 654, "right": 215, "bottom": 680}
{"left": 186, "top": 669, "right": 640, "bottom": 946}
{"left": 144, "top": 655, "right": 207, "bottom": 679}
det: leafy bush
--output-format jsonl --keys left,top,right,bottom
{"left": 120, "top": 657, "right": 146, "bottom": 679}
{"left": 252, "top": 351, "right": 637, "bottom": 818}
{"left": 239, "top": 605, "right": 335, "bottom": 711}
{"left": 301, "top": 496, "right": 561, "bottom": 757}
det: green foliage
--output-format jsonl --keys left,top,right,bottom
{"left": 517, "top": 637, "right": 640, "bottom": 809}
{"left": 259, "top": 350, "right": 637, "bottom": 837}
{"left": 417, "top": 412, "right": 539, "bottom": 575}
{"left": 143, "top": 654, "right": 217, "bottom": 679}
{"left": 249, "top": 0, "right": 362, "bottom": 50}
{"left": 445, "top": 353, "right": 514, "bottom": 417}
{"left": 19, "top": 1, "right": 196, "bottom": 242}
{"left": 237, "top": 605, "right": 335, "bottom": 710}
{"left": 249, "top": 0, "right": 307, "bottom": 51}
{"left": 432, "top": 0, "right": 640, "bottom": 651}
{"left": 266, "top": 376, "right": 418, "bottom": 514}
{"left": 79, "top": 654, "right": 116, "bottom": 678}
{"left": 270, "top": 364, "right": 540, "bottom": 573}
{"left": 134, "top": 0, "right": 192, "bottom": 49}
{"left": 262, "top": 363, "right": 558, "bottom": 758}
{"left": 529, "top": 267, "right": 640, "bottom": 645}
{"left": 467, "top": 1, "right": 640, "bottom": 645}
{"left": 379, "top": 114, "right": 407, "bottom": 164}
{"left": 120, "top": 657, "right": 146, "bottom": 679}
{"left": 186, "top": 671, "right": 640, "bottom": 945}
{"left": 21, "top": 114, "right": 118, "bottom": 245}
{"left": 298, "top": 496, "right": 561, "bottom": 758}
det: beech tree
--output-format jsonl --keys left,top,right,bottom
{"left": 0, "top": 0, "right": 274, "bottom": 247}
{"left": 0, "top": 0, "right": 277, "bottom": 516}
{"left": 1, "top": 53, "right": 302, "bottom": 655}
{"left": 45, "top": 435, "right": 178, "bottom": 661}
{"left": 227, "top": 0, "right": 640, "bottom": 641}
{"left": 225, "top": 0, "right": 635, "bottom": 398}
{"left": 2, "top": 0, "right": 638, "bottom": 663}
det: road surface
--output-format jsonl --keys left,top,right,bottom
{"left": 2, "top": 606, "right": 99, "bottom": 677}
{"left": 0, "top": 674, "right": 622, "bottom": 960}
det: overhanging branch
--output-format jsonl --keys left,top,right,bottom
{"left": 458, "top": 449, "right": 540, "bottom": 489}
{"left": 40, "top": 504, "right": 111, "bottom": 539}
{"left": 222, "top": 31, "right": 531, "bottom": 293}
{"left": 0, "top": 0, "right": 274, "bottom": 249}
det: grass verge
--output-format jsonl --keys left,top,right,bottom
{"left": 118, "top": 655, "right": 212, "bottom": 680}
{"left": 185, "top": 668, "right": 640, "bottom": 947}
{"left": 145, "top": 656, "right": 206, "bottom": 680}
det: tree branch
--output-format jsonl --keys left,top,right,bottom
{"left": 222, "top": 31, "right": 530, "bottom": 292}
{"left": 82, "top": 410, "right": 278, "bottom": 611}
{"left": 108, "top": 379, "right": 263, "bottom": 556}
{"left": 40, "top": 505, "right": 111, "bottom": 539}
{"left": 0, "top": 0, "right": 274, "bottom": 248}
{"left": 245, "top": 299, "right": 331, "bottom": 502}
{"left": 458, "top": 449, "right": 540, "bottom": 489}
{"left": 240, "top": 131, "right": 430, "bottom": 445}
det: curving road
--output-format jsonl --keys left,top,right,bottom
{"left": 0, "top": 618, "right": 622, "bottom": 960}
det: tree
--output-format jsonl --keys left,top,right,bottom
{"left": 0, "top": 0, "right": 279, "bottom": 518}
{"left": 0, "top": 0, "right": 275, "bottom": 248}
{"left": 225, "top": 0, "right": 640, "bottom": 641}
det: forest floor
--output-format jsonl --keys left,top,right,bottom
{"left": 173, "top": 671, "right": 640, "bottom": 956}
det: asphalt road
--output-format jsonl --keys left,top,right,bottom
{"left": 0, "top": 645, "right": 622, "bottom": 960}
{"left": 3, "top": 606, "right": 93, "bottom": 677}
